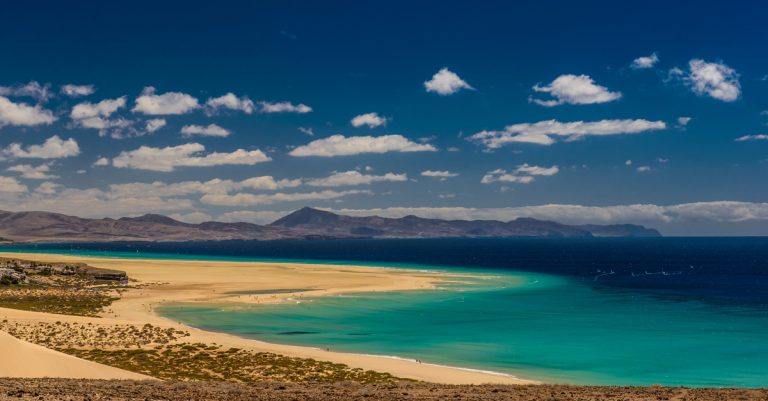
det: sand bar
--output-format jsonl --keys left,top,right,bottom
{"left": 0, "top": 252, "right": 537, "bottom": 385}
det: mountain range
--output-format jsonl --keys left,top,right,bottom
{"left": 0, "top": 207, "right": 661, "bottom": 243}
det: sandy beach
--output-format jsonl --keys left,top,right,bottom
{"left": 0, "top": 252, "right": 536, "bottom": 385}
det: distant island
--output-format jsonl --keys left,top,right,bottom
{"left": 0, "top": 207, "right": 660, "bottom": 243}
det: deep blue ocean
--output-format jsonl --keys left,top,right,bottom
{"left": 3, "top": 238, "right": 767, "bottom": 386}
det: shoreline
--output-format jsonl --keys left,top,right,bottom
{"left": 170, "top": 317, "right": 530, "bottom": 383}
{"left": 0, "top": 245, "right": 470, "bottom": 276}
{"left": 0, "top": 251, "right": 538, "bottom": 385}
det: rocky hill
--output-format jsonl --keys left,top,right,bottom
{"left": 0, "top": 207, "right": 660, "bottom": 243}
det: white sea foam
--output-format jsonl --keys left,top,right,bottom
{"left": 356, "top": 353, "right": 527, "bottom": 379}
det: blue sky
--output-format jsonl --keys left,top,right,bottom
{"left": 0, "top": 0, "right": 767, "bottom": 235}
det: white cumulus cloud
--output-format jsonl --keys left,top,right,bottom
{"left": 676, "top": 116, "right": 692, "bottom": 129}
{"left": 0, "top": 96, "right": 57, "bottom": 127}
{"left": 132, "top": 86, "right": 199, "bottom": 115}
{"left": 70, "top": 98, "right": 167, "bottom": 138}
{"left": 34, "top": 181, "right": 60, "bottom": 195}
{"left": 531, "top": 74, "right": 621, "bottom": 106}
{"left": 0, "top": 185, "right": 195, "bottom": 217}
{"left": 60, "top": 84, "right": 96, "bottom": 97}
{"left": 2, "top": 136, "right": 80, "bottom": 159}
{"left": 205, "top": 93, "right": 255, "bottom": 114}
{"left": 307, "top": 170, "right": 407, "bottom": 187}
{"left": 6, "top": 164, "right": 57, "bottom": 180}
{"left": 112, "top": 143, "right": 271, "bottom": 172}
{"left": 735, "top": 134, "right": 768, "bottom": 142}
{"left": 181, "top": 124, "right": 230, "bottom": 138}
{"left": 325, "top": 202, "right": 768, "bottom": 227}
{"left": 351, "top": 112, "right": 388, "bottom": 128}
{"left": 514, "top": 164, "right": 560, "bottom": 176}
{"left": 424, "top": 68, "right": 474, "bottom": 95}
{"left": 481, "top": 164, "right": 559, "bottom": 184}
{"left": 469, "top": 119, "right": 666, "bottom": 149}
{"left": 0, "top": 81, "right": 52, "bottom": 102}
{"left": 481, "top": 170, "right": 533, "bottom": 184}
{"left": 0, "top": 176, "right": 27, "bottom": 193}
{"left": 70, "top": 96, "right": 128, "bottom": 131}
{"left": 200, "top": 189, "right": 370, "bottom": 207}
{"left": 71, "top": 96, "right": 126, "bottom": 121}
{"left": 685, "top": 59, "right": 741, "bottom": 102}
{"left": 290, "top": 134, "right": 437, "bottom": 157}
{"left": 69, "top": 96, "right": 161, "bottom": 139}
{"left": 145, "top": 118, "right": 167, "bottom": 133}
{"left": 631, "top": 52, "right": 659, "bottom": 69}
{"left": 421, "top": 170, "right": 459, "bottom": 178}
{"left": 107, "top": 177, "right": 301, "bottom": 199}
{"left": 239, "top": 176, "right": 302, "bottom": 190}
{"left": 259, "top": 101, "right": 312, "bottom": 113}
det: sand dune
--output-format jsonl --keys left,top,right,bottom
{"left": 0, "top": 252, "right": 535, "bottom": 384}
{"left": 0, "top": 330, "right": 151, "bottom": 380}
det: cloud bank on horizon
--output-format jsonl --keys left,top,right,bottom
{"left": 0, "top": 1, "right": 767, "bottom": 236}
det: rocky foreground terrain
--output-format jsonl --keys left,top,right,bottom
{"left": 0, "top": 257, "right": 127, "bottom": 316}
{"left": 0, "top": 380, "right": 765, "bottom": 401}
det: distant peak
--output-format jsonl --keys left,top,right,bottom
{"left": 269, "top": 207, "right": 340, "bottom": 227}
{"left": 288, "top": 206, "right": 334, "bottom": 217}
{"left": 120, "top": 214, "right": 183, "bottom": 225}
{"left": 297, "top": 206, "right": 322, "bottom": 213}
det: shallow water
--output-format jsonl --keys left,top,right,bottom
{"left": 4, "top": 238, "right": 768, "bottom": 386}
{"left": 158, "top": 270, "right": 768, "bottom": 387}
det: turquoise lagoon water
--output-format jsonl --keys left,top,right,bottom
{"left": 4, "top": 239, "right": 768, "bottom": 386}
{"left": 158, "top": 270, "right": 768, "bottom": 387}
